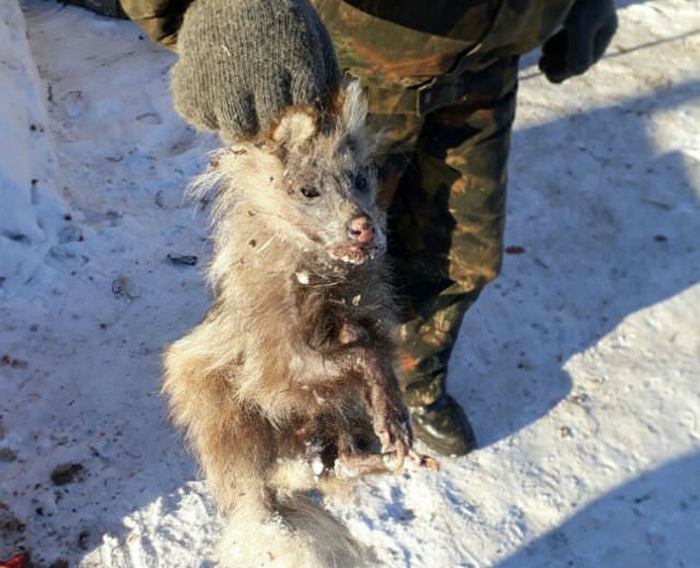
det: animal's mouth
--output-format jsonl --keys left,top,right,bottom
{"left": 328, "top": 242, "right": 379, "bottom": 265}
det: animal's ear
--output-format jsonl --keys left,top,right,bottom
{"left": 339, "top": 80, "right": 367, "bottom": 135}
{"left": 268, "top": 106, "right": 318, "bottom": 152}
{"left": 330, "top": 80, "right": 373, "bottom": 160}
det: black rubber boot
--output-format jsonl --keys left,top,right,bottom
{"left": 410, "top": 395, "right": 477, "bottom": 457}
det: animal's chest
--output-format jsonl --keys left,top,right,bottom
{"left": 295, "top": 280, "right": 375, "bottom": 347}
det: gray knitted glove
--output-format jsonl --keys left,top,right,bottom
{"left": 170, "top": 0, "right": 340, "bottom": 142}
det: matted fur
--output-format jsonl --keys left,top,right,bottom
{"left": 163, "top": 82, "right": 411, "bottom": 567}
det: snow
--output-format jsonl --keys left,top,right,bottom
{"left": 1, "top": 0, "right": 699, "bottom": 566}
{"left": 0, "top": 0, "right": 65, "bottom": 284}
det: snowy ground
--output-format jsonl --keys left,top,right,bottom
{"left": 1, "top": 0, "right": 698, "bottom": 566}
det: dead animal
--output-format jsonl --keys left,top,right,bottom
{"left": 163, "top": 82, "right": 436, "bottom": 568}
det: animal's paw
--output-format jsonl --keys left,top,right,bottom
{"left": 371, "top": 393, "right": 413, "bottom": 469}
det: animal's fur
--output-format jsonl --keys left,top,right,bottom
{"left": 163, "top": 82, "right": 422, "bottom": 567}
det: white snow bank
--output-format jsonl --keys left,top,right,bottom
{"left": 0, "top": 0, "right": 65, "bottom": 282}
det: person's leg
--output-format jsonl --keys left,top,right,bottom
{"left": 387, "top": 57, "right": 519, "bottom": 454}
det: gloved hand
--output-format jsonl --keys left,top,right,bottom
{"left": 170, "top": 0, "right": 340, "bottom": 142}
{"left": 539, "top": 0, "right": 618, "bottom": 84}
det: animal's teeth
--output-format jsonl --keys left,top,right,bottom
{"left": 295, "top": 270, "right": 310, "bottom": 285}
{"left": 311, "top": 457, "right": 325, "bottom": 476}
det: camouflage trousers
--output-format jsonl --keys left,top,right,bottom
{"left": 367, "top": 59, "right": 518, "bottom": 406}
{"left": 311, "top": 0, "right": 574, "bottom": 406}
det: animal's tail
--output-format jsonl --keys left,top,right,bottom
{"left": 215, "top": 491, "right": 366, "bottom": 568}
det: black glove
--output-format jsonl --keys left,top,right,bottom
{"left": 539, "top": 0, "right": 618, "bottom": 84}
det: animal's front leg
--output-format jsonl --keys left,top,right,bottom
{"left": 336, "top": 324, "right": 438, "bottom": 471}
{"left": 360, "top": 352, "right": 413, "bottom": 469}
{"left": 337, "top": 324, "right": 412, "bottom": 464}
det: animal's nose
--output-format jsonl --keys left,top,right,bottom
{"left": 347, "top": 215, "right": 374, "bottom": 244}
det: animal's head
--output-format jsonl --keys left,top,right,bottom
{"left": 195, "top": 82, "right": 385, "bottom": 268}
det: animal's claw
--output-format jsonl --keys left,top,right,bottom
{"left": 373, "top": 402, "right": 413, "bottom": 470}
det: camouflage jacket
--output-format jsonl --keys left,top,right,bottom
{"left": 120, "top": 0, "right": 574, "bottom": 62}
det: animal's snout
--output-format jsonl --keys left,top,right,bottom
{"left": 347, "top": 215, "right": 374, "bottom": 245}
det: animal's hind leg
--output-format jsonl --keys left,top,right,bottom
{"left": 163, "top": 345, "right": 300, "bottom": 565}
{"left": 195, "top": 395, "right": 276, "bottom": 517}
{"left": 162, "top": 341, "right": 276, "bottom": 516}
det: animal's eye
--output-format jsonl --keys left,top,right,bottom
{"left": 355, "top": 174, "right": 368, "bottom": 192}
{"left": 300, "top": 186, "right": 320, "bottom": 199}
